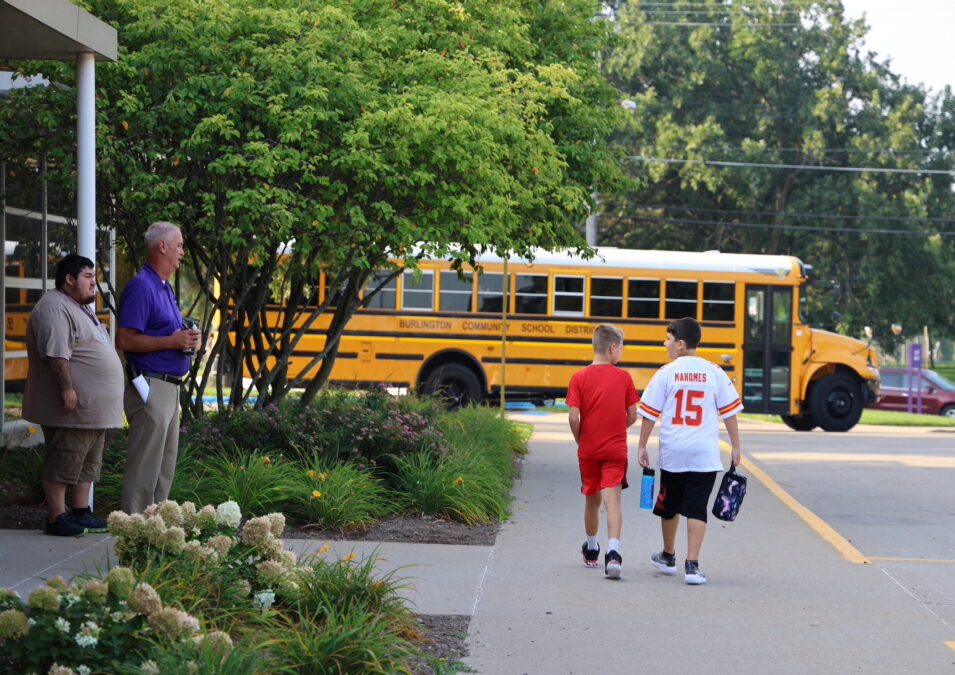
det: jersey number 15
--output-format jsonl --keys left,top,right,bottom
{"left": 671, "top": 389, "right": 705, "bottom": 427}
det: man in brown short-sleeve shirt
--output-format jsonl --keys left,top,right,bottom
{"left": 23, "top": 254, "right": 124, "bottom": 536}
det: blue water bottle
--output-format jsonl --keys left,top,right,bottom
{"left": 640, "top": 468, "right": 655, "bottom": 510}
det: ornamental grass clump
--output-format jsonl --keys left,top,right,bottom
{"left": 287, "top": 459, "right": 392, "bottom": 531}
{"left": 0, "top": 569, "right": 215, "bottom": 674}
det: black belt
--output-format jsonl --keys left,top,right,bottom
{"left": 142, "top": 371, "right": 183, "bottom": 386}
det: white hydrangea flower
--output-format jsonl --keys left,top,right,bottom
{"left": 215, "top": 501, "right": 242, "bottom": 528}
{"left": 77, "top": 666, "right": 92, "bottom": 675}
{"left": 54, "top": 617, "right": 70, "bottom": 633}
{"left": 75, "top": 632, "right": 98, "bottom": 648}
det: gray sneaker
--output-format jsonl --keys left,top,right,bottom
{"left": 650, "top": 551, "right": 677, "bottom": 575}
{"left": 684, "top": 560, "right": 707, "bottom": 585}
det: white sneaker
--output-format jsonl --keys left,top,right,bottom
{"left": 650, "top": 551, "right": 677, "bottom": 575}
{"left": 684, "top": 560, "right": 707, "bottom": 585}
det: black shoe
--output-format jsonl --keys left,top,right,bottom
{"left": 581, "top": 542, "right": 600, "bottom": 568}
{"left": 605, "top": 550, "right": 622, "bottom": 579}
{"left": 71, "top": 507, "right": 108, "bottom": 533}
{"left": 650, "top": 550, "right": 677, "bottom": 575}
{"left": 44, "top": 513, "right": 87, "bottom": 537}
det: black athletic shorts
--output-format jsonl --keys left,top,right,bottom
{"left": 653, "top": 469, "right": 718, "bottom": 522}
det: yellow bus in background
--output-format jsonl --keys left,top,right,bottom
{"left": 274, "top": 247, "right": 879, "bottom": 432}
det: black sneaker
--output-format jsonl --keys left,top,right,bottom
{"left": 44, "top": 513, "right": 87, "bottom": 537}
{"left": 685, "top": 560, "right": 707, "bottom": 585}
{"left": 581, "top": 542, "right": 600, "bottom": 568}
{"left": 650, "top": 551, "right": 677, "bottom": 575}
{"left": 70, "top": 508, "right": 108, "bottom": 533}
{"left": 604, "top": 550, "right": 622, "bottom": 579}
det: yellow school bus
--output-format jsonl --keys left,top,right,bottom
{"left": 269, "top": 247, "right": 879, "bottom": 432}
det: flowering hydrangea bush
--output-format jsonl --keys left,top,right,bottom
{"left": 0, "top": 567, "right": 220, "bottom": 674}
{"left": 108, "top": 500, "right": 304, "bottom": 602}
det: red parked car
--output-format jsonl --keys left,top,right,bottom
{"left": 869, "top": 367, "right": 955, "bottom": 418}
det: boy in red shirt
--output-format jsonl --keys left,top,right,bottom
{"left": 567, "top": 324, "right": 639, "bottom": 578}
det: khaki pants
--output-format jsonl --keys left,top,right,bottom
{"left": 121, "top": 377, "right": 181, "bottom": 514}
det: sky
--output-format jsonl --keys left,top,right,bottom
{"left": 840, "top": 0, "right": 955, "bottom": 93}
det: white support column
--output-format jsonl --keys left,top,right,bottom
{"left": 76, "top": 52, "right": 97, "bottom": 509}
{"left": 76, "top": 52, "right": 96, "bottom": 262}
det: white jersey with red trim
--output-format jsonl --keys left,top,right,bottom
{"left": 638, "top": 355, "right": 743, "bottom": 472}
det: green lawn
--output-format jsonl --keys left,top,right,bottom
{"left": 535, "top": 404, "right": 955, "bottom": 428}
{"left": 739, "top": 409, "right": 955, "bottom": 427}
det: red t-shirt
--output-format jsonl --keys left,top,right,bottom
{"left": 566, "top": 365, "right": 639, "bottom": 459}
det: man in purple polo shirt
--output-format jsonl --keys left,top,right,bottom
{"left": 117, "top": 221, "right": 201, "bottom": 513}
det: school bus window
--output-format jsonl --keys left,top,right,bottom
{"left": 554, "top": 276, "right": 584, "bottom": 316}
{"left": 402, "top": 270, "right": 434, "bottom": 311}
{"left": 515, "top": 274, "right": 547, "bottom": 314}
{"left": 477, "top": 272, "right": 503, "bottom": 313}
{"left": 439, "top": 271, "right": 473, "bottom": 312}
{"left": 590, "top": 277, "right": 623, "bottom": 317}
{"left": 702, "top": 281, "right": 734, "bottom": 322}
{"left": 363, "top": 271, "right": 397, "bottom": 310}
{"left": 665, "top": 280, "right": 697, "bottom": 319}
{"left": 323, "top": 272, "right": 347, "bottom": 308}
{"left": 628, "top": 279, "right": 660, "bottom": 319}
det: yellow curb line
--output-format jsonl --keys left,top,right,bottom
{"left": 720, "top": 441, "right": 869, "bottom": 565}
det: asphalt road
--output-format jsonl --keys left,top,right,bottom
{"left": 738, "top": 420, "right": 955, "bottom": 631}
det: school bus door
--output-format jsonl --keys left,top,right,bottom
{"left": 742, "top": 286, "right": 793, "bottom": 414}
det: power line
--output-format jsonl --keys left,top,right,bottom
{"left": 641, "top": 145, "right": 940, "bottom": 156}
{"left": 605, "top": 203, "right": 955, "bottom": 226}
{"left": 626, "top": 156, "right": 955, "bottom": 176}
{"left": 603, "top": 213, "right": 955, "bottom": 237}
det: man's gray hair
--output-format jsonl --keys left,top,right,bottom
{"left": 144, "top": 221, "right": 180, "bottom": 250}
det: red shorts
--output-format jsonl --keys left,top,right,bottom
{"left": 578, "top": 457, "right": 629, "bottom": 496}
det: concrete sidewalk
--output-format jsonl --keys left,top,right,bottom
{"left": 463, "top": 415, "right": 954, "bottom": 673}
{"left": 2, "top": 414, "right": 953, "bottom": 673}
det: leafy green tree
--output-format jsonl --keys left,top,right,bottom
{"left": 601, "top": 0, "right": 955, "bottom": 347}
{"left": 1, "top": 0, "right": 624, "bottom": 415}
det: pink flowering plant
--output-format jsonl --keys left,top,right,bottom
{"left": 0, "top": 567, "right": 218, "bottom": 674}
{"left": 179, "top": 388, "right": 447, "bottom": 470}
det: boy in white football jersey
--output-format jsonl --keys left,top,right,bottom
{"left": 636, "top": 317, "right": 742, "bottom": 585}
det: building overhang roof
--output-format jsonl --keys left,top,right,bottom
{"left": 0, "top": 0, "right": 117, "bottom": 63}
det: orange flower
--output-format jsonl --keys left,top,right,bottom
{"left": 306, "top": 470, "right": 317, "bottom": 478}
{"left": 318, "top": 545, "right": 330, "bottom": 554}
{"left": 454, "top": 477, "right": 465, "bottom": 485}
{"left": 343, "top": 552, "right": 356, "bottom": 562}
{"left": 319, "top": 473, "right": 328, "bottom": 482}
{"left": 311, "top": 491, "right": 322, "bottom": 499}
{"left": 262, "top": 456, "right": 272, "bottom": 464}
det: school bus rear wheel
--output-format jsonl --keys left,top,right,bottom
{"left": 422, "top": 363, "right": 482, "bottom": 410}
